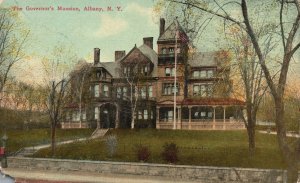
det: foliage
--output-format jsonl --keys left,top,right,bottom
{"left": 105, "top": 134, "right": 118, "bottom": 157}
{"left": 161, "top": 142, "right": 179, "bottom": 164}
{"left": 135, "top": 144, "right": 151, "bottom": 162}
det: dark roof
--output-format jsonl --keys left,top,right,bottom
{"left": 94, "top": 62, "right": 118, "bottom": 77}
{"left": 158, "top": 20, "right": 187, "bottom": 42}
{"left": 188, "top": 51, "right": 230, "bottom": 68}
{"left": 138, "top": 44, "right": 158, "bottom": 77}
{"left": 182, "top": 98, "right": 245, "bottom": 106}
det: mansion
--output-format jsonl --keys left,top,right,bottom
{"left": 62, "top": 18, "right": 245, "bottom": 130}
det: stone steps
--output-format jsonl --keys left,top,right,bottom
{"left": 90, "top": 129, "right": 109, "bottom": 139}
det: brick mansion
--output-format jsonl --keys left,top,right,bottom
{"left": 62, "top": 18, "right": 245, "bottom": 130}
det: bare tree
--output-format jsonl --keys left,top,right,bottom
{"left": 163, "top": 0, "right": 300, "bottom": 182}
{"left": 0, "top": 8, "right": 29, "bottom": 105}
{"left": 42, "top": 44, "right": 77, "bottom": 156}
{"left": 69, "top": 61, "right": 92, "bottom": 127}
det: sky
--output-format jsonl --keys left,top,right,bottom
{"left": 0, "top": 0, "right": 299, "bottom": 84}
{"left": 1, "top": 0, "right": 161, "bottom": 83}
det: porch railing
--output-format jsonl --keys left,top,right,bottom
{"left": 61, "top": 122, "right": 88, "bottom": 129}
{"left": 156, "top": 119, "right": 245, "bottom": 130}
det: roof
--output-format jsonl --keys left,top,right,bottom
{"left": 189, "top": 52, "right": 217, "bottom": 67}
{"left": 138, "top": 44, "right": 158, "bottom": 77}
{"left": 94, "top": 62, "right": 118, "bottom": 77}
{"left": 182, "top": 98, "right": 245, "bottom": 106}
{"left": 158, "top": 20, "right": 187, "bottom": 42}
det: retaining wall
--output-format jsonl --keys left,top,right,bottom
{"left": 7, "top": 157, "right": 291, "bottom": 183}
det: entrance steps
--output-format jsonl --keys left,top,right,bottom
{"left": 90, "top": 128, "right": 109, "bottom": 139}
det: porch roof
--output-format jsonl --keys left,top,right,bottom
{"left": 182, "top": 98, "right": 245, "bottom": 106}
{"left": 157, "top": 98, "right": 245, "bottom": 107}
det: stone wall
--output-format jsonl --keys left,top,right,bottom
{"left": 7, "top": 157, "right": 291, "bottom": 183}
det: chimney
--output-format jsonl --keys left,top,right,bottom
{"left": 115, "top": 50, "right": 126, "bottom": 61}
{"left": 159, "top": 18, "right": 165, "bottom": 36}
{"left": 143, "top": 37, "right": 153, "bottom": 49}
{"left": 94, "top": 48, "right": 100, "bottom": 65}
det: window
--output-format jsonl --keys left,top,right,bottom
{"left": 94, "top": 84, "right": 100, "bottom": 97}
{"left": 123, "top": 87, "right": 128, "bottom": 99}
{"left": 140, "top": 86, "right": 146, "bottom": 99}
{"left": 193, "top": 71, "right": 200, "bottom": 78}
{"left": 193, "top": 70, "right": 215, "bottom": 78}
{"left": 138, "top": 111, "right": 143, "bottom": 119}
{"left": 66, "top": 112, "right": 70, "bottom": 121}
{"left": 201, "top": 112, "right": 206, "bottom": 117}
{"left": 103, "top": 85, "right": 109, "bottom": 97}
{"left": 117, "top": 87, "right": 122, "bottom": 98}
{"left": 163, "top": 83, "right": 179, "bottom": 95}
{"left": 95, "top": 107, "right": 99, "bottom": 120}
{"left": 193, "top": 84, "right": 213, "bottom": 97}
{"left": 200, "top": 70, "right": 206, "bottom": 78}
{"left": 165, "top": 68, "right": 171, "bottom": 76}
{"left": 162, "top": 48, "right": 167, "bottom": 54}
{"left": 207, "top": 70, "right": 214, "bottom": 78}
{"left": 165, "top": 68, "right": 175, "bottom": 77}
{"left": 169, "top": 47, "right": 174, "bottom": 53}
{"left": 148, "top": 86, "right": 153, "bottom": 98}
{"left": 82, "top": 111, "right": 86, "bottom": 120}
{"left": 144, "top": 66, "right": 149, "bottom": 75}
{"left": 144, "top": 110, "right": 148, "bottom": 120}
{"left": 168, "top": 111, "right": 173, "bottom": 121}
{"left": 96, "top": 72, "right": 101, "bottom": 78}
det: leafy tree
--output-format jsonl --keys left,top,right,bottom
{"left": 160, "top": 0, "right": 300, "bottom": 182}
{"left": 0, "top": 8, "right": 29, "bottom": 105}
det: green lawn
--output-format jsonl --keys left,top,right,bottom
{"left": 33, "top": 129, "right": 286, "bottom": 169}
{"left": 0, "top": 128, "right": 94, "bottom": 153}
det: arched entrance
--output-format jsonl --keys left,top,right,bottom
{"left": 99, "top": 103, "right": 117, "bottom": 129}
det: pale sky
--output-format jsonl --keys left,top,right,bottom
{"left": 1, "top": 0, "right": 299, "bottom": 84}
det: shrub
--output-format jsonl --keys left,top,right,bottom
{"left": 161, "top": 142, "right": 179, "bottom": 164}
{"left": 105, "top": 134, "right": 117, "bottom": 157}
{"left": 135, "top": 144, "right": 151, "bottom": 162}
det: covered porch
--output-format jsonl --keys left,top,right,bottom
{"left": 156, "top": 98, "right": 245, "bottom": 130}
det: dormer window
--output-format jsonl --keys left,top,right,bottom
{"left": 144, "top": 66, "right": 149, "bottom": 75}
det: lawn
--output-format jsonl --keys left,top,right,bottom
{"left": 33, "top": 129, "right": 286, "bottom": 169}
{"left": 0, "top": 128, "right": 94, "bottom": 153}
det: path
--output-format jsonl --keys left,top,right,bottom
{"left": 259, "top": 130, "right": 300, "bottom": 138}
{"left": 15, "top": 129, "right": 109, "bottom": 157}
{"left": 3, "top": 168, "right": 197, "bottom": 183}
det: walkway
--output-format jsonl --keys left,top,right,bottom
{"left": 259, "top": 130, "right": 300, "bottom": 138}
{"left": 3, "top": 168, "right": 197, "bottom": 183}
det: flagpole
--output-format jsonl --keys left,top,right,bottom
{"left": 174, "top": 18, "right": 178, "bottom": 130}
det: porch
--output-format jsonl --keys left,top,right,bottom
{"left": 156, "top": 98, "right": 245, "bottom": 130}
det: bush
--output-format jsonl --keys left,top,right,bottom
{"left": 135, "top": 144, "right": 151, "bottom": 162}
{"left": 161, "top": 142, "right": 179, "bottom": 164}
{"left": 105, "top": 134, "right": 117, "bottom": 157}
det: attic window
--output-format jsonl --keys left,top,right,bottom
{"left": 144, "top": 66, "right": 149, "bottom": 75}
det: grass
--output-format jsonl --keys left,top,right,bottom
{"left": 33, "top": 129, "right": 286, "bottom": 169}
{"left": 0, "top": 128, "right": 94, "bottom": 153}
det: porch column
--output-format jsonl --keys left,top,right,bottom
{"left": 178, "top": 107, "right": 182, "bottom": 129}
{"left": 223, "top": 106, "right": 226, "bottom": 130}
{"left": 115, "top": 106, "right": 120, "bottom": 129}
{"left": 213, "top": 106, "right": 216, "bottom": 130}
{"left": 156, "top": 107, "right": 160, "bottom": 129}
{"left": 188, "top": 106, "right": 192, "bottom": 130}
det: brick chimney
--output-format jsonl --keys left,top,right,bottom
{"left": 159, "top": 18, "right": 165, "bottom": 36}
{"left": 143, "top": 37, "right": 153, "bottom": 49}
{"left": 94, "top": 48, "right": 100, "bottom": 65}
{"left": 115, "top": 50, "right": 126, "bottom": 61}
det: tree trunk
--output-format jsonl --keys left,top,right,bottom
{"left": 51, "top": 123, "right": 56, "bottom": 157}
{"left": 245, "top": 102, "right": 256, "bottom": 155}
{"left": 274, "top": 99, "right": 299, "bottom": 183}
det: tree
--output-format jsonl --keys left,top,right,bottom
{"left": 222, "top": 24, "right": 275, "bottom": 154}
{"left": 162, "top": 0, "right": 300, "bottom": 182}
{"left": 68, "top": 60, "right": 92, "bottom": 128}
{"left": 42, "top": 44, "right": 77, "bottom": 156}
{"left": 0, "top": 8, "right": 29, "bottom": 105}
